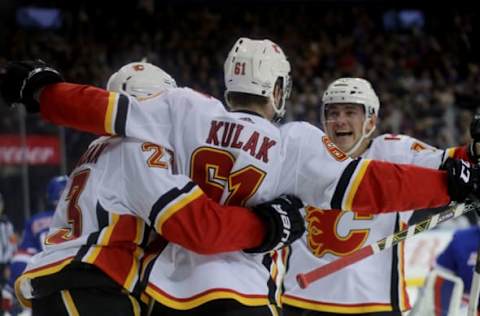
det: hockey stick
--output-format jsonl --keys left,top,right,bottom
{"left": 297, "top": 201, "right": 479, "bottom": 289}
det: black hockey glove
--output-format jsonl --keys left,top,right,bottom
{"left": 441, "top": 158, "right": 480, "bottom": 203}
{"left": 0, "top": 60, "right": 64, "bottom": 113}
{"left": 469, "top": 114, "right": 480, "bottom": 164}
{"left": 244, "top": 195, "right": 305, "bottom": 254}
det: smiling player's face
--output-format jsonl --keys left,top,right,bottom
{"left": 324, "top": 103, "right": 369, "bottom": 153}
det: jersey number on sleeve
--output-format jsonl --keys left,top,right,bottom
{"left": 142, "top": 142, "right": 177, "bottom": 172}
{"left": 45, "top": 170, "right": 89, "bottom": 245}
{"left": 190, "top": 147, "right": 266, "bottom": 205}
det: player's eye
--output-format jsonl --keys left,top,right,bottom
{"left": 326, "top": 111, "right": 339, "bottom": 118}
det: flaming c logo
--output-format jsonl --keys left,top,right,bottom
{"left": 305, "top": 206, "right": 371, "bottom": 258}
{"left": 132, "top": 64, "right": 145, "bottom": 71}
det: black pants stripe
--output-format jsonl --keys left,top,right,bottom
{"left": 29, "top": 262, "right": 144, "bottom": 316}
{"left": 32, "top": 287, "right": 141, "bottom": 316}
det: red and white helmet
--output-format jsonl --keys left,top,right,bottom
{"left": 224, "top": 37, "right": 291, "bottom": 120}
{"left": 107, "top": 62, "right": 176, "bottom": 98}
{"left": 322, "top": 78, "right": 380, "bottom": 155}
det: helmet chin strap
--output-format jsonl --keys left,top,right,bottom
{"left": 271, "top": 96, "right": 285, "bottom": 123}
{"left": 345, "top": 118, "right": 375, "bottom": 157}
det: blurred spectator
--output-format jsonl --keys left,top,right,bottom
{"left": 1, "top": 2, "right": 480, "bottom": 236}
{"left": 432, "top": 225, "right": 480, "bottom": 313}
{"left": 0, "top": 193, "right": 17, "bottom": 316}
{"left": 2, "top": 4, "right": 477, "bottom": 147}
{"left": 2, "top": 176, "right": 67, "bottom": 315}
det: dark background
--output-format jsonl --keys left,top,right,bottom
{"left": 1, "top": 0, "right": 479, "bottom": 231}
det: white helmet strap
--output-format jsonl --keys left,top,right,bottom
{"left": 345, "top": 115, "right": 376, "bottom": 157}
{"left": 272, "top": 75, "right": 292, "bottom": 121}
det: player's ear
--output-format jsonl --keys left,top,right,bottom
{"left": 366, "top": 114, "right": 377, "bottom": 133}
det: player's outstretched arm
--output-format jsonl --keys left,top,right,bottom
{"left": 336, "top": 158, "right": 478, "bottom": 214}
{"left": 0, "top": 60, "right": 121, "bottom": 135}
{"left": 159, "top": 190, "right": 305, "bottom": 254}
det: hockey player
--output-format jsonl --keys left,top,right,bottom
{"left": 431, "top": 118, "right": 480, "bottom": 314}
{"left": 8, "top": 176, "right": 67, "bottom": 286}
{"left": 0, "top": 193, "right": 16, "bottom": 316}
{"left": 281, "top": 77, "right": 477, "bottom": 316}
{"left": 0, "top": 62, "right": 306, "bottom": 316}
{"left": 0, "top": 38, "right": 478, "bottom": 315}
{"left": 2, "top": 175, "right": 67, "bottom": 315}
{"left": 435, "top": 225, "right": 480, "bottom": 312}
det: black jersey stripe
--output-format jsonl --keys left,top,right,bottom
{"left": 114, "top": 94, "right": 129, "bottom": 136}
{"left": 74, "top": 203, "right": 111, "bottom": 261}
{"left": 331, "top": 159, "right": 361, "bottom": 210}
{"left": 148, "top": 181, "right": 197, "bottom": 227}
{"left": 390, "top": 213, "right": 401, "bottom": 312}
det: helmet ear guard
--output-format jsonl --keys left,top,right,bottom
{"left": 107, "top": 62, "right": 176, "bottom": 98}
{"left": 224, "top": 37, "right": 292, "bottom": 121}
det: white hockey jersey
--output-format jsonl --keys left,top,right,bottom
{"left": 38, "top": 83, "right": 454, "bottom": 309}
{"left": 125, "top": 89, "right": 354, "bottom": 308}
{"left": 16, "top": 134, "right": 268, "bottom": 307}
{"left": 282, "top": 134, "right": 456, "bottom": 313}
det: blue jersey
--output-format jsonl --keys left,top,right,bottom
{"left": 7, "top": 210, "right": 54, "bottom": 288}
{"left": 436, "top": 226, "right": 480, "bottom": 294}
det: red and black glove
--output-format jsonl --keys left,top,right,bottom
{"left": 0, "top": 60, "right": 64, "bottom": 113}
{"left": 441, "top": 158, "right": 480, "bottom": 202}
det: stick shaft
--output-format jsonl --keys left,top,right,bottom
{"left": 297, "top": 202, "right": 473, "bottom": 289}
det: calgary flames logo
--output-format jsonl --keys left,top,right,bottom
{"left": 305, "top": 206, "right": 371, "bottom": 258}
{"left": 132, "top": 64, "right": 145, "bottom": 71}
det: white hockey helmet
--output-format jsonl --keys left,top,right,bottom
{"left": 106, "top": 62, "right": 177, "bottom": 98}
{"left": 322, "top": 77, "right": 380, "bottom": 118}
{"left": 224, "top": 37, "right": 292, "bottom": 120}
{"left": 322, "top": 78, "right": 380, "bottom": 156}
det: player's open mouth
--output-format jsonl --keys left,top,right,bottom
{"left": 335, "top": 132, "right": 353, "bottom": 137}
